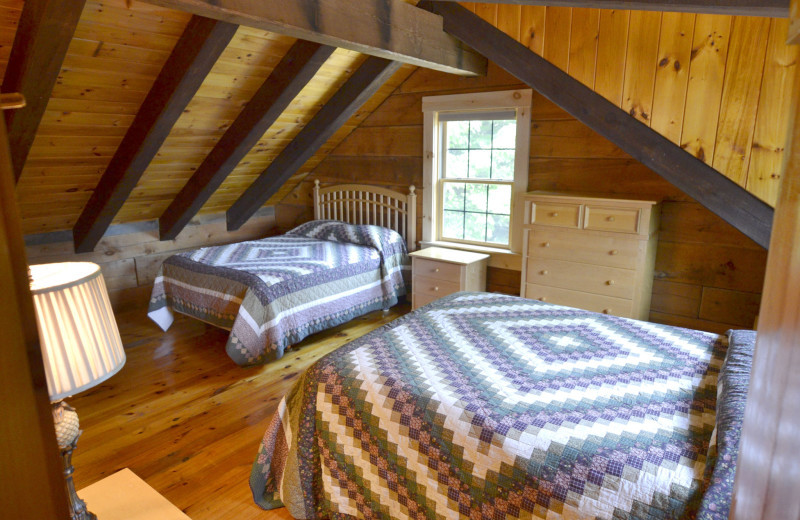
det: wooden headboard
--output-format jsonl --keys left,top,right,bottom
{"left": 313, "top": 181, "right": 417, "bottom": 252}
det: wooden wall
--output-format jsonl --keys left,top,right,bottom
{"left": 280, "top": 61, "right": 767, "bottom": 333}
{"left": 463, "top": 3, "right": 798, "bottom": 208}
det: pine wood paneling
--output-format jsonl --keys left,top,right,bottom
{"left": 622, "top": 10, "right": 662, "bottom": 124}
{"left": 568, "top": 8, "right": 600, "bottom": 88}
{"left": 650, "top": 12, "right": 695, "bottom": 143}
{"left": 519, "top": 5, "right": 546, "bottom": 55}
{"left": 543, "top": 6, "right": 572, "bottom": 71}
{"left": 497, "top": 4, "right": 521, "bottom": 41}
{"left": 595, "top": 9, "right": 630, "bottom": 106}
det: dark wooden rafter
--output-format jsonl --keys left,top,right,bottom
{"left": 428, "top": 0, "right": 788, "bottom": 17}
{"left": 226, "top": 57, "right": 403, "bottom": 231}
{"left": 158, "top": 41, "right": 335, "bottom": 240}
{"left": 140, "top": 0, "right": 485, "bottom": 76}
{"left": 2, "top": 0, "right": 87, "bottom": 182}
{"left": 72, "top": 16, "right": 237, "bottom": 253}
{"left": 419, "top": 1, "right": 774, "bottom": 249}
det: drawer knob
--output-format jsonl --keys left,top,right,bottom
{"left": 607, "top": 216, "right": 616, "bottom": 222}
{"left": 602, "top": 308, "right": 611, "bottom": 314}
{"left": 550, "top": 212, "right": 559, "bottom": 217}
{"left": 538, "top": 297, "right": 547, "bottom": 302}
{"left": 606, "top": 280, "right": 615, "bottom": 286}
{"left": 434, "top": 286, "right": 439, "bottom": 292}
{"left": 434, "top": 268, "right": 440, "bottom": 273}
{"left": 609, "top": 249, "right": 619, "bottom": 256}
{"left": 541, "top": 270, "right": 549, "bottom": 275}
{"left": 542, "top": 242, "right": 551, "bottom": 248}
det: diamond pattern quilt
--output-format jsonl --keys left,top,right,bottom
{"left": 250, "top": 292, "right": 750, "bottom": 519}
{"left": 148, "top": 221, "right": 410, "bottom": 366}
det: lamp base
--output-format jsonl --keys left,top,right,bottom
{"left": 53, "top": 401, "right": 97, "bottom": 520}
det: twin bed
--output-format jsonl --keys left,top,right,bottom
{"left": 148, "top": 183, "right": 752, "bottom": 519}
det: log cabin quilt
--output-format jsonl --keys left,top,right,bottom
{"left": 147, "top": 221, "right": 410, "bottom": 367}
{"left": 251, "top": 291, "right": 752, "bottom": 519}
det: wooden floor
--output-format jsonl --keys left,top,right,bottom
{"left": 71, "top": 303, "right": 410, "bottom": 519}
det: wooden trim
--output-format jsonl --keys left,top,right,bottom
{"left": 420, "top": 1, "right": 774, "bottom": 250}
{"left": 72, "top": 16, "right": 237, "bottom": 254}
{"left": 427, "top": 0, "right": 789, "bottom": 17}
{"left": 731, "top": 39, "right": 800, "bottom": 520}
{"left": 140, "top": 0, "right": 486, "bottom": 76}
{"left": 158, "top": 41, "right": 335, "bottom": 240}
{"left": 1, "top": 0, "right": 86, "bottom": 182}
{"left": 226, "top": 57, "right": 403, "bottom": 231}
{"left": 790, "top": 0, "right": 799, "bottom": 45}
{"left": 0, "top": 103, "right": 70, "bottom": 518}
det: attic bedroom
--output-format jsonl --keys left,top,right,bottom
{"left": 2, "top": 0, "right": 799, "bottom": 518}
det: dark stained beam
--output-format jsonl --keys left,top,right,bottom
{"left": 72, "top": 16, "right": 237, "bottom": 253}
{"left": 226, "top": 57, "right": 402, "bottom": 231}
{"left": 420, "top": 1, "right": 774, "bottom": 249}
{"left": 159, "top": 41, "right": 335, "bottom": 240}
{"left": 2, "top": 0, "right": 86, "bottom": 182}
{"left": 429, "top": 0, "right": 788, "bottom": 17}
{"left": 140, "top": 0, "right": 485, "bottom": 76}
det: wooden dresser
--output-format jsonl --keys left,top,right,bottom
{"left": 520, "top": 192, "right": 660, "bottom": 320}
{"left": 409, "top": 247, "right": 489, "bottom": 309}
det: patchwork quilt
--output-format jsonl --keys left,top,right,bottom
{"left": 148, "top": 221, "right": 410, "bottom": 366}
{"left": 251, "top": 292, "right": 753, "bottom": 519}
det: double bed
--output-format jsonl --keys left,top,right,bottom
{"left": 147, "top": 182, "right": 417, "bottom": 366}
{"left": 250, "top": 291, "right": 754, "bottom": 519}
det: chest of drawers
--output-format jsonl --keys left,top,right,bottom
{"left": 409, "top": 247, "right": 490, "bottom": 309}
{"left": 520, "top": 192, "right": 660, "bottom": 320}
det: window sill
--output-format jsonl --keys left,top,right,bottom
{"left": 419, "top": 241, "right": 522, "bottom": 271}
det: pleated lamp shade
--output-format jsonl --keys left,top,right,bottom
{"left": 29, "top": 262, "right": 126, "bottom": 402}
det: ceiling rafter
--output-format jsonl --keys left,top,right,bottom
{"left": 419, "top": 1, "right": 774, "bottom": 249}
{"left": 2, "top": 0, "right": 87, "bottom": 182}
{"left": 72, "top": 15, "right": 238, "bottom": 254}
{"left": 428, "top": 0, "right": 789, "bottom": 17}
{"left": 158, "top": 40, "right": 336, "bottom": 241}
{"left": 140, "top": 0, "right": 486, "bottom": 76}
{"left": 226, "top": 57, "right": 403, "bottom": 231}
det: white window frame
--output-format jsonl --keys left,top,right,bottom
{"left": 422, "top": 89, "right": 531, "bottom": 253}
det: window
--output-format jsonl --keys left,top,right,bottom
{"left": 422, "top": 90, "right": 531, "bottom": 252}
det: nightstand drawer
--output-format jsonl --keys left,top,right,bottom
{"left": 584, "top": 205, "right": 641, "bottom": 233}
{"left": 523, "top": 283, "right": 633, "bottom": 317}
{"left": 412, "top": 257, "right": 462, "bottom": 281}
{"left": 531, "top": 201, "right": 582, "bottom": 228}
{"left": 413, "top": 292, "right": 441, "bottom": 309}
{"left": 413, "top": 275, "right": 461, "bottom": 298}
{"left": 526, "top": 258, "right": 636, "bottom": 299}
{"left": 526, "top": 227, "right": 641, "bottom": 270}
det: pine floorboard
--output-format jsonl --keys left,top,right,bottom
{"left": 70, "top": 302, "right": 411, "bottom": 519}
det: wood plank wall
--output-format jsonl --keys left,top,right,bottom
{"left": 279, "top": 61, "right": 767, "bottom": 334}
{"left": 462, "top": 3, "right": 798, "bottom": 208}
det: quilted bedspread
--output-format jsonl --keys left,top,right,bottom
{"left": 250, "top": 291, "right": 752, "bottom": 519}
{"left": 148, "top": 221, "right": 410, "bottom": 366}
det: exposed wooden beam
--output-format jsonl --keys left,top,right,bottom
{"left": 159, "top": 41, "right": 335, "bottom": 240}
{"left": 429, "top": 0, "right": 788, "bottom": 17}
{"left": 72, "top": 16, "right": 237, "bottom": 254}
{"left": 140, "top": 0, "right": 485, "bottom": 76}
{"left": 1, "top": 0, "right": 86, "bottom": 182}
{"left": 420, "top": 1, "right": 774, "bottom": 249}
{"left": 226, "top": 57, "right": 402, "bottom": 231}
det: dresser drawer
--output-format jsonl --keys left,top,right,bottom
{"left": 584, "top": 205, "right": 640, "bottom": 233}
{"left": 412, "top": 257, "right": 462, "bottom": 281}
{"left": 530, "top": 201, "right": 582, "bottom": 228}
{"left": 524, "top": 283, "right": 634, "bottom": 318}
{"left": 526, "top": 258, "right": 636, "bottom": 300}
{"left": 526, "top": 227, "right": 642, "bottom": 270}
{"left": 413, "top": 275, "right": 461, "bottom": 299}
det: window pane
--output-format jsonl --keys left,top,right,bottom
{"left": 491, "top": 149, "right": 515, "bottom": 180}
{"left": 443, "top": 182, "right": 465, "bottom": 211}
{"left": 486, "top": 214, "right": 510, "bottom": 245}
{"left": 465, "top": 183, "right": 488, "bottom": 212}
{"left": 445, "top": 149, "right": 468, "bottom": 179}
{"left": 442, "top": 210, "right": 465, "bottom": 239}
{"left": 446, "top": 121, "right": 469, "bottom": 150}
{"left": 492, "top": 119, "right": 516, "bottom": 148}
{"left": 464, "top": 212, "right": 487, "bottom": 242}
{"left": 487, "top": 184, "right": 511, "bottom": 215}
{"left": 469, "top": 120, "right": 493, "bottom": 149}
{"left": 468, "top": 150, "right": 491, "bottom": 178}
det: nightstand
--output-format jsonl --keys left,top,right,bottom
{"left": 409, "top": 247, "right": 490, "bottom": 309}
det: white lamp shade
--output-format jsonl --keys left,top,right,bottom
{"left": 29, "top": 262, "right": 126, "bottom": 402}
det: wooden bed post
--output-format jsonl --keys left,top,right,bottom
{"left": 313, "top": 180, "right": 321, "bottom": 220}
{"left": 407, "top": 185, "right": 417, "bottom": 252}
{"left": 731, "top": 11, "right": 800, "bottom": 518}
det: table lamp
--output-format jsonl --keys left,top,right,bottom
{"left": 29, "top": 262, "right": 126, "bottom": 520}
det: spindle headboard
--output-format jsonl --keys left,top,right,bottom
{"left": 313, "top": 181, "right": 417, "bottom": 252}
